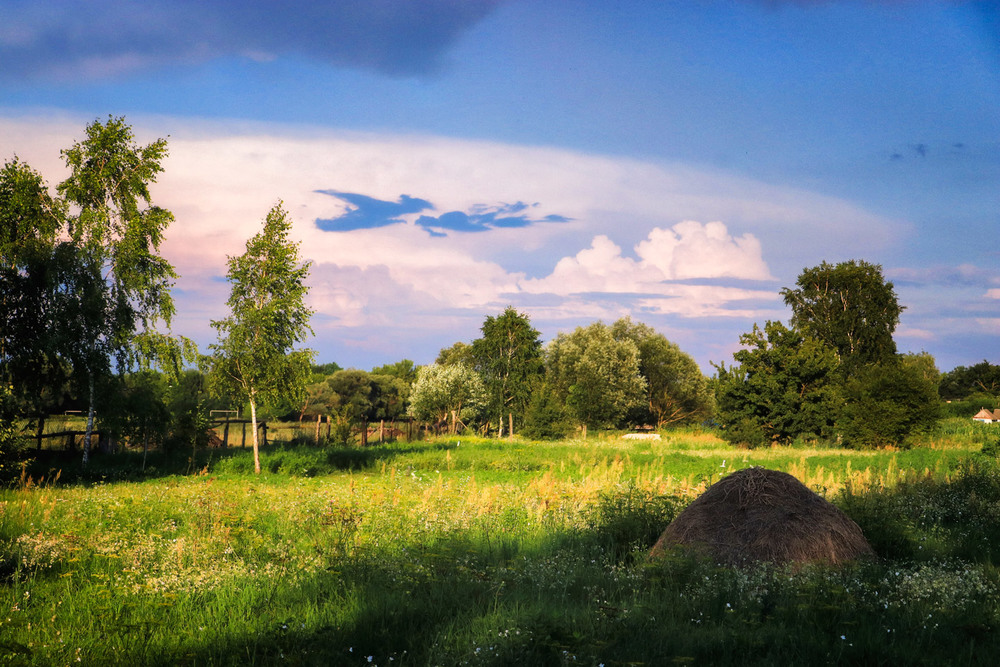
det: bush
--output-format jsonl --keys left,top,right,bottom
{"left": 0, "top": 384, "right": 30, "bottom": 480}
{"left": 839, "top": 360, "right": 940, "bottom": 448}
{"left": 721, "top": 417, "right": 768, "bottom": 449}
{"left": 520, "top": 383, "right": 575, "bottom": 440}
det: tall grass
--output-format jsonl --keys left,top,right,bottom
{"left": 2, "top": 426, "right": 999, "bottom": 665}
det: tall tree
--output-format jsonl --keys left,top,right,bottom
{"left": 611, "top": 317, "right": 714, "bottom": 427}
{"left": 546, "top": 321, "right": 646, "bottom": 430}
{"left": 781, "top": 260, "right": 902, "bottom": 371}
{"left": 471, "top": 306, "right": 544, "bottom": 436}
{"left": 210, "top": 202, "right": 314, "bottom": 474}
{"left": 57, "top": 117, "right": 186, "bottom": 464}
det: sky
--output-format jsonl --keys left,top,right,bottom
{"left": 1, "top": 0, "right": 998, "bottom": 374}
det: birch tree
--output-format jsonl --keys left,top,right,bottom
{"left": 210, "top": 203, "right": 314, "bottom": 474}
{"left": 471, "top": 307, "right": 543, "bottom": 436}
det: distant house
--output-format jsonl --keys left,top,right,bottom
{"left": 972, "top": 408, "right": 1000, "bottom": 424}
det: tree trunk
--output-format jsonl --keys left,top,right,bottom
{"left": 509, "top": 412, "right": 514, "bottom": 440}
{"left": 250, "top": 399, "right": 261, "bottom": 474}
{"left": 83, "top": 374, "right": 95, "bottom": 466}
{"left": 142, "top": 418, "right": 149, "bottom": 472}
{"left": 35, "top": 415, "right": 45, "bottom": 452}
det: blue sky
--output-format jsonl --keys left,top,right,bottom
{"left": 1, "top": 0, "right": 998, "bottom": 373}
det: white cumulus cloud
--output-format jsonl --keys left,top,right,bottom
{"left": 520, "top": 221, "right": 777, "bottom": 318}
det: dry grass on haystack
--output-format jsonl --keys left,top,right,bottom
{"left": 649, "top": 467, "right": 874, "bottom": 566}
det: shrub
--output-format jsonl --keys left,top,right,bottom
{"left": 0, "top": 384, "right": 29, "bottom": 480}
{"left": 839, "top": 360, "right": 940, "bottom": 449}
{"left": 520, "top": 383, "right": 575, "bottom": 440}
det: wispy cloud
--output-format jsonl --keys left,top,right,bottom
{"left": 0, "top": 0, "right": 505, "bottom": 81}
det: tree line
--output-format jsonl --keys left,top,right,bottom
{"left": 2, "top": 118, "right": 997, "bottom": 476}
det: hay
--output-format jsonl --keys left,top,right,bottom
{"left": 649, "top": 467, "right": 873, "bottom": 565}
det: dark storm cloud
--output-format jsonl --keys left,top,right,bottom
{"left": 315, "top": 192, "right": 570, "bottom": 235}
{"left": 0, "top": 0, "right": 506, "bottom": 81}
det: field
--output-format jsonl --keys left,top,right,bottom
{"left": 2, "top": 420, "right": 1000, "bottom": 665}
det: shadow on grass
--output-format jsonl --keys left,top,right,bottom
{"left": 17, "top": 439, "right": 460, "bottom": 486}
{"left": 142, "top": 477, "right": 1000, "bottom": 666}
{"left": 838, "top": 455, "right": 1000, "bottom": 563}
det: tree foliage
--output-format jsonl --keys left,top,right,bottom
{"left": 58, "top": 116, "right": 182, "bottom": 374}
{"left": 327, "top": 370, "right": 379, "bottom": 423}
{"left": 371, "top": 359, "right": 418, "bottom": 385}
{"left": 714, "top": 321, "right": 841, "bottom": 447}
{"left": 546, "top": 322, "right": 646, "bottom": 429}
{"left": 611, "top": 317, "right": 713, "bottom": 427}
{"left": 781, "top": 260, "right": 902, "bottom": 371}
{"left": 471, "top": 306, "right": 544, "bottom": 434}
{"left": 939, "top": 360, "right": 1000, "bottom": 400}
{"left": 407, "top": 362, "right": 486, "bottom": 430}
{"left": 2, "top": 118, "right": 192, "bottom": 465}
{"left": 436, "top": 341, "right": 475, "bottom": 367}
{"left": 839, "top": 357, "right": 941, "bottom": 448}
{"left": 1, "top": 158, "right": 69, "bottom": 419}
{"left": 520, "top": 381, "right": 575, "bottom": 440}
{"left": 210, "top": 202, "right": 314, "bottom": 473}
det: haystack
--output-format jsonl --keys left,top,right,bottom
{"left": 649, "top": 467, "right": 873, "bottom": 565}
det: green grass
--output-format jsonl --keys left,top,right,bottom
{"left": 2, "top": 423, "right": 1000, "bottom": 665}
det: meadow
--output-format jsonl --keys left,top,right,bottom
{"left": 2, "top": 420, "right": 1000, "bottom": 665}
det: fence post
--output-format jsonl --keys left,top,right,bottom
{"left": 315, "top": 414, "right": 321, "bottom": 445}
{"left": 223, "top": 420, "right": 230, "bottom": 448}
